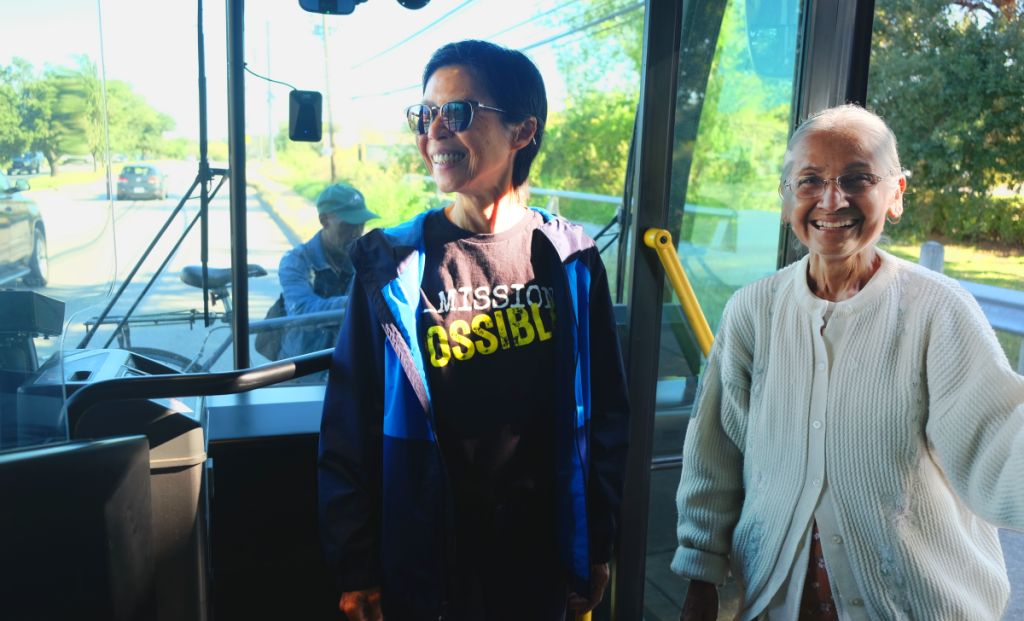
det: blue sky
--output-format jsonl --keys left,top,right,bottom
{"left": 2, "top": 0, "right": 575, "bottom": 147}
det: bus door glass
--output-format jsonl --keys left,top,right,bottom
{"left": 642, "top": 0, "right": 802, "bottom": 617}
{"left": 1, "top": 1, "right": 115, "bottom": 452}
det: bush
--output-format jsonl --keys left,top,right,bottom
{"left": 890, "top": 190, "right": 1024, "bottom": 246}
{"left": 269, "top": 147, "right": 432, "bottom": 231}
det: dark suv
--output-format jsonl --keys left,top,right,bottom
{"left": 0, "top": 172, "right": 47, "bottom": 287}
{"left": 8, "top": 152, "right": 46, "bottom": 176}
{"left": 117, "top": 165, "right": 168, "bottom": 200}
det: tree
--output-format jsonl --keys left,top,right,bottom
{"left": 0, "top": 58, "right": 98, "bottom": 176}
{"left": 0, "top": 83, "right": 28, "bottom": 165}
{"left": 104, "top": 79, "right": 175, "bottom": 157}
{"left": 869, "top": 0, "right": 1024, "bottom": 240}
{"left": 75, "top": 55, "right": 106, "bottom": 171}
{"left": 870, "top": 0, "right": 1024, "bottom": 195}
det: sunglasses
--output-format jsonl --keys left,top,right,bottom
{"left": 404, "top": 100, "right": 506, "bottom": 135}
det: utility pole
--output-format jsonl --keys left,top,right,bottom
{"left": 267, "top": 20, "right": 276, "bottom": 163}
{"left": 321, "top": 15, "right": 337, "bottom": 184}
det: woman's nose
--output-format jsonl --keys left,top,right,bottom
{"left": 818, "top": 180, "right": 849, "bottom": 211}
{"left": 427, "top": 112, "right": 452, "bottom": 141}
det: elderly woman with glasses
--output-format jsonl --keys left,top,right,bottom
{"left": 317, "top": 40, "right": 630, "bottom": 621}
{"left": 673, "top": 104, "right": 1024, "bottom": 621}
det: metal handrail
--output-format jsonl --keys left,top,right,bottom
{"left": 67, "top": 348, "right": 334, "bottom": 439}
{"left": 644, "top": 229, "right": 715, "bottom": 357}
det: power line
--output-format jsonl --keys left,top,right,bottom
{"left": 546, "top": 12, "right": 643, "bottom": 52}
{"left": 351, "top": 2, "right": 645, "bottom": 100}
{"left": 481, "top": 0, "right": 583, "bottom": 42}
{"left": 521, "top": 2, "right": 643, "bottom": 52}
{"left": 350, "top": 0, "right": 479, "bottom": 70}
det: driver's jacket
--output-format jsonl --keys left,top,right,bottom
{"left": 317, "top": 208, "right": 631, "bottom": 619}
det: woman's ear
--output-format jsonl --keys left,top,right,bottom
{"left": 511, "top": 116, "right": 538, "bottom": 151}
{"left": 891, "top": 174, "right": 906, "bottom": 219}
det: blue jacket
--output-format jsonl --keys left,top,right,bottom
{"left": 278, "top": 231, "right": 355, "bottom": 359}
{"left": 318, "top": 209, "right": 630, "bottom": 618}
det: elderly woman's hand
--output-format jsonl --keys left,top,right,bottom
{"left": 679, "top": 580, "right": 718, "bottom": 621}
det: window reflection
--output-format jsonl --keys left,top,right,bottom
{"left": 644, "top": 0, "right": 802, "bottom": 617}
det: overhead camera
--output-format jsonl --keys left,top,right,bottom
{"left": 298, "top": 0, "right": 429, "bottom": 14}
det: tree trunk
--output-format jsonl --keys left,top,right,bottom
{"left": 45, "top": 151, "right": 60, "bottom": 177}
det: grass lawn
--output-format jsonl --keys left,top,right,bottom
{"left": 883, "top": 241, "right": 1024, "bottom": 369}
{"left": 26, "top": 168, "right": 107, "bottom": 190}
{"left": 883, "top": 242, "right": 1024, "bottom": 293}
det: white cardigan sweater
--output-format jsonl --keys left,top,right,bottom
{"left": 672, "top": 249, "right": 1024, "bottom": 620}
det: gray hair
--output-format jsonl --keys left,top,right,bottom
{"left": 781, "top": 104, "right": 901, "bottom": 185}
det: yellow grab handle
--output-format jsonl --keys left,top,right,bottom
{"left": 576, "top": 613, "right": 592, "bottom": 621}
{"left": 644, "top": 229, "right": 715, "bottom": 358}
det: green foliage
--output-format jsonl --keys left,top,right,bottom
{"left": 0, "top": 83, "right": 26, "bottom": 166}
{"left": 684, "top": 0, "right": 792, "bottom": 213}
{"left": 869, "top": 0, "right": 1024, "bottom": 243}
{"left": 103, "top": 79, "right": 175, "bottom": 157}
{"left": 207, "top": 141, "right": 229, "bottom": 162}
{"left": 268, "top": 147, "right": 431, "bottom": 231}
{"left": 548, "top": 0, "right": 644, "bottom": 99}
{"left": 888, "top": 191, "right": 1024, "bottom": 245}
{"left": 0, "top": 57, "right": 178, "bottom": 175}
{"left": 533, "top": 91, "right": 636, "bottom": 223}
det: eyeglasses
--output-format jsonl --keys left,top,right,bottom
{"left": 404, "top": 100, "right": 506, "bottom": 135}
{"left": 782, "top": 172, "right": 889, "bottom": 199}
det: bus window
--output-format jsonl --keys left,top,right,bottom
{"left": 0, "top": 2, "right": 115, "bottom": 451}
{"left": 240, "top": 1, "right": 645, "bottom": 372}
{"left": 642, "top": 0, "right": 802, "bottom": 617}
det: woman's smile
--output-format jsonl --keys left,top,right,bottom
{"left": 430, "top": 150, "right": 467, "bottom": 167}
{"left": 808, "top": 216, "right": 863, "bottom": 232}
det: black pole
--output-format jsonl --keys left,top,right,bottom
{"left": 613, "top": 0, "right": 685, "bottom": 617}
{"left": 225, "top": 0, "right": 249, "bottom": 369}
{"left": 199, "top": 0, "right": 211, "bottom": 328}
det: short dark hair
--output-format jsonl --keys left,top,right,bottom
{"left": 422, "top": 40, "right": 547, "bottom": 191}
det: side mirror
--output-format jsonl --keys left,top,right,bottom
{"left": 15, "top": 179, "right": 30, "bottom": 192}
{"left": 289, "top": 90, "right": 323, "bottom": 143}
{"left": 298, "top": 0, "right": 356, "bottom": 14}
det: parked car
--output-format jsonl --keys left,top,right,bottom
{"left": 110, "top": 154, "right": 128, "bottom": 163}
{"left": 59, "top": 154, "right": 94, "bottom": 165}
{"left": 7, "top": 152, "right": 46, "bottom": 175}
{"left": 0, "top": 173, "right": 47, "bottom": 287}
{"left": 117, "top": 165, "right": 169, "bottom": 200}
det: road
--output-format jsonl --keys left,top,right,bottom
{"left": 25, "top": 160, "right": 298, "bottom": 371}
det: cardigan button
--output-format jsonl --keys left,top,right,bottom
{"left": 851, "top": 598, "right": 864, "bottom": 606}
{"left": 832, "top": 534, "right": 843, "bottom": 544}
{"left": 813, "top": 478, "right": 822, "bottom": 487}
{"left": 817, "top": 362, "right": 826, "bottom": 371}
{"left": 812, "top": 421, "right": 821, "bottom": 429}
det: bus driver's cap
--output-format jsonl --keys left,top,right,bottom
{"left": 316, "top": 184, "right": 380, "bottom": 225}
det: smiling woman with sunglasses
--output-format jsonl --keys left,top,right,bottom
{"left": 673, "top": 104, "right": 1024, "bottom": 621}
{"left": 318, "top": 40, "right": 631, "bottom": 621}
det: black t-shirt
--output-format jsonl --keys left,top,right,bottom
{"left": 418, "top": 209, "right": 566, "bottom": 618}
